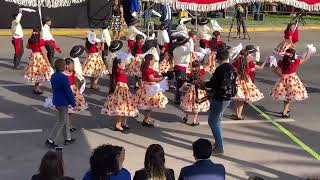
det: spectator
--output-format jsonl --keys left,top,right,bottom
{"left": 133, "top": 144, "right": 175, "bottom": 180}
{"left": 160, "top": 3, "right": 173, "bottom": 35}
{"left": 31, "top": 150, "right": 74, "bottom": 180}
{"left": 178, "top": 138, "right": 225, "bottom": 180}
{"left": 83, "top": 144, "right": 131, "bottom": 180}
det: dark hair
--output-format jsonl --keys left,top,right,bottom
{"left": 190, "top": 61, "right": 201, "bottom": 81}
{"left": 188, "top": 30, "right": 197, "bottom": 37}
{"left": 131, "top": 34, "right": 145, "bottom": 57}
{"left": 237, "top": 50, "right": 249, "bottom": 81}
{"left": 141, "top": 54, "right": 154, "bottom": 77}
{"left": 109, "top": 58, "right": 121, "bottom": 94}
{"left": 55, "top": 58, "right": 66, "bottom": 72}
{"left": 192, "top": 138, "right": 212, "bottom": 159}
{"left": 210, "top": 31, "right": 221, "bottom": 51}
{"left": 90, "top": 144, "right": 120, "bottom": 180}
{"left": 28, "top": 27, "right": 41, "bottom": 44}
{"left": 282, "top": 48, "right": 296, "bottom": 70}
{"left": 144, "top": 144, "right": 166, "bottom": 180}
{"left": 216, "top": 49, "right": 229, "bottom": 62}
{"left": 199, "top": 40, "right": 206, "bottom": 49}
{"left": 212, "top": 31, "right": 220, "bottom": 37}
{"left": 85, "top": 38, "right": 91, "bottom": 50}
{"left": 285, "top": 22, "right": 293, "bottom": 35}
{"left": 65, "top": 58, "right": 74, "bottom": 65}
{"left": 38, "top": 151, "right": 64, "bottom": 180}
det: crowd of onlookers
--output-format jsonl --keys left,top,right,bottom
{"left": 31, "top": 138, "right": 319, "bottom": 180}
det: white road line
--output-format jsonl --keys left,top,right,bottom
{"left": 200, "top": 118, "right": 295, "bottom": 125}
{"left": 0, "top": 129, "right": 42, "bottom": 135}
{"left": 87, "top": 102, "right": 103, "bottom": 108}
{"left": 0, "top": 83, "right": 29, "bottom": 87}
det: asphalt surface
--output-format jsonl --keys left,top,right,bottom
{"left": 0, "top": 31, "right": 319, "bottom": 180}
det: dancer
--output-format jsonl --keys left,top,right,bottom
{"left": 270, "top": 48, "right": 309, "bottom": 118}
{"left": 70, "top": 45, "right": 86, "bottom": 84}
{"left": 110, "top": 0, "right": 124, "bottom": 40}
{"left": 11, "top": 9, "right": 24, "bottom": 69}
{"left": 101, "top": 23, "right": 112, "bottom": 63}
{"left": 41, "top": 16, "right": 61, "bottom": 67}
{"left": 180, "top": 61, "right": 209, "bottom": 126}
{"left": 127, "top": 18, "right": 146, "bottom": 52}
{"left": 24, "top": 27, "right": 53, "bottom": 94}
{"left": 232, "top": 50, "right": 266, "bottom": 120}
{"left": 135, "top": 54, "right": 168, "bottom": 127}
{"left": 173, "top": 35, "right": 194, "bottom": 104}
{"left": 157, "top": 22, "right": 170, "bottom": 61}
{"left": 127, "top": 34, "right": 145, "bottom": 89}
{"left": 198, "top": 17, "right": 212, "bottom": 49}
{"left": 64, "top": 58, "right": 88, "bottom": 131}
{"left": 106, "top": 40, "right": 124, "bottom": 78}
{"left": 274, "top": 22, "right": 297, "bottom": 56}
{"left": 101, "top": 55, "right": 138, "bottom": 132}
{"left": 82, "top": 31, "right": 108, "bottom": 90}
{"left": 245, "top": 45, "right": 260, "bottom": 82}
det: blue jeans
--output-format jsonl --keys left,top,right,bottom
{"left": 208, "top": 99, "right": 231, "bottom": 149}
{"left": 252, "top": 2, "right": 261, "bottom": 16}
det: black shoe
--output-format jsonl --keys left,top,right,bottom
{"left": 190, "top": 122, "right": 200, "bottom": 126}
{"left": 212, "top": 147, "right": 224, "bottom": 156}
{"left": 45, "top": 139, "right": 59, "bottom": 149}
{"left": 231, "top": 114, "right": 244, "bottom": 120}
{"left": 64, "top": 138, "right": 76, "bottom": 145}
{"left": 182, "top": 117, "right": 188, "bottom": 124}
{"left": 174, "top": 100, "right": 181, "bottom": 105}
{"left": 142, "top": 121, "right": 154, "bottom": 127}
{"left": 281, "top": 113, "right": 290, "bottom": 118}
{"left": 33, "top": 89, "right": 43, "bottom": 95}
{"left": 114, "top": 126, "right": 125, "bottom": 132}
{"left": 121, "top": 125, "right": 130, "bottom": 130}
{"left": 70, "top": 127, "right": 77, "bottom": 132}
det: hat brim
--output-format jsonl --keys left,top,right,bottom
{"left": 247, "top": 48, "right": 258, "bottom": 53}
{"left": 199, "top": 19, "right": 210, "bottom": 25}
{"left": 70, "top": 46, "right": 85, "bottom": 58}
{"left": 175, "top": 38, "right": 189, "bottom": 46}
{"left": 129, "top": 19, "right": 139, "bottom": 26}
{"left": 109, "top": 41, "right": 124, "bottom": 53}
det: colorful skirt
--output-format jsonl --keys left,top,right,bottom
{"left": 180, "top": 85, "right": 210, "bottom": 113}
{"left": 233, "top": 76, "right": 264, "bottom": 102}
{"left": 82, "top": 53, "right": 109, "bottom": 77}
{"left": 68, "top": 85, "right": 88, "bottom": 113}
{"left": 270, "top": 73, "right": 308, "bottom": 102}
{"left": 159, "top": 59, "right": 173, "bottom": 74}
{"left": 101, "top": 82, "right": 139, "bottom": 117}
{"left": 274, "top": 39, "right": 294, "bottom": 55}
{"left": 127, "top": 56, "right": 143, "bottom": 77}
{"left": 24, "top": 52, "right": 53, "bottom": 83}
{"left": 110, "top": 15, "right": 122, "bottom": 31}
{"left": 135, "top": 82, "right": 168, "bottom": 110}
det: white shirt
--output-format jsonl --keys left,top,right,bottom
{"left": 106, "top": 53, "right": 117, "bottom": 73}
{"left": 196, "top": 47, "right": 211, "bottom": 63}
{"left": 71, "top": 57, "right": 85, "bottom": 81}
{"left": 165, "top": 5, "right": 172, "bottom": 20}
{"left": 199, "top": 25, "right": 211, "bottom": 40}
{"left": 157, "top": 29, "right": 169, "bottom": 46}
{"left": 11, "top": 13, "right": 23, "bottom": 38}
{"left": 127, "top": 25, "right": 146, "bottom": 40}
{"left": 101, "top": 28, "right": 111, "bottom": 47}
{"left": 41, "top": 24, "right": 54, "bottom": 41}
{"left": 173, "top": 40, "right": 193, "bottom": 67}
{"left": 176, "top": 24, "right": 188, "bottom": 34}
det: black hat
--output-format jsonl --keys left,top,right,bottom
{"left": 198, "top": 17, "right": 210, "bottom": 25}
{"left": 11, "top": 13, "right": 18, "bottom": 19}
{"left": 129, "top": 18, "right": 139, "bottom": 26}
{"left": 70, "top": 45, "right": 85, "bottom": 58}
{"left": 109, "top": 40, "right": 123, "bottom": 53}
{"left": 42, "top": 16, "right": 51, "bottom": 24}
{"left": 142, "top": 39, "right": 158, "bottom": 53}
{"left": 217, "top": 43, "right": 231, "bottom": 51}
{"left": 245, "top": 45, "right": 258, "bottom": 54}
{"left": 175, "top": 36, "right": 189, "bottom": 46}
{"left": 160, "top": 22, "right": 168, "bottom": 30}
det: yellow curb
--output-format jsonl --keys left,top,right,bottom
{"left": 1, "top": 26, "right": 320, "bottom": 36}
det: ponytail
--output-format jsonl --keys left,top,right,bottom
{"left": 282, "top": 48, "right": 296, "bottom": 70}
{"left": 109, "top": 58, "right": 121, "bottom": 94}
{"left": 131, "top": 34, "right": 144, "bottom": 57}
{"left": 28, "top": 27, "right": 41, "bottom": 44}
{"left": 141, "top": 54, "right": 153, "bottom": 77}
{"left": 238, "top": 50, "right": 249, "bottom": 81}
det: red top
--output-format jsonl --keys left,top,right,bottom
{"left": 292, "top": 28, "right": 299, "bottom": 44}
{"left": 186, "top": 68, "right": 206, "bottom": 80}
{"left": 29, "top": 39, "right": 45, "bottom": 53}
{"left": 65, "top": 71, "right": 76, "bottom": 85}
{"left": 116, "top": 67, "right": 128, "bottom": 83}
{"left": 143, "top": 67, "right": 158, "bottom": 82}
{"left": 210, "top": 37, "right": 224, "bottom": 51}
{"left": 87, "top": 43, "right": 99, "bottom": 53}
{"left": 284, "top": 30, "right": 293, "bottom": 40}
{"left": 232, "top": 60, "right": 256, "bottom": 76}
{"left": 278, "top": 59, "right": 301, "bottom": 74}
{"left": 136, "top": 42, "right": 144, "bottom": 55}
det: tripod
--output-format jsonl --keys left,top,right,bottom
{"left": 228, "top": 12, "right": 251, "bottom": 41}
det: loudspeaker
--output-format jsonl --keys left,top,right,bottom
{"left": 254, "top": 13, "right": 264, "bottom": 21}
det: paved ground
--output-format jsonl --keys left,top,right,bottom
{"left": 0, "top": 31, "right": 319, "bottom": 180}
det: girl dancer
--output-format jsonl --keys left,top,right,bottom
{"left": 157, "top": 22, "right": 170, "bottom": 61}
{"left": 64, "top": 58, "right": 88, "bottom": 131}
{"left": 101, "top": 55, "right": 138, "bottom": 132}
{"left": 274, "top": 22, "right": 297, "bottom": 55}
{"left": 82, "top": 31, "right": 108, "bottom": 90}
{"left": 270, "top": 48, "right": 309, "bottom": 118}
{"left": 127, "top": 34, "right": 145, "bottom": 89}
{"left": 180, "top": 61, "right": 209, "bottom": 126}
{"left": 127, "top": 18, "right": 146, "bottom": 52}
{"left": 232, "top": 50, "right": 266, "bottom": 120}
{"left": 24, "top": 27, "right": 53, "bottom": 94}
{"left": 135, "top": 54, "right": 168, "bottom": 127}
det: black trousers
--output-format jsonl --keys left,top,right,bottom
{"left": 102, "top": 43, "right": 109, "bottom": 63}
{"left": 236, "top": 18, "right": 247, "bottom": 35}
{"left": 11, "top": 38, "right": 24, "bottom": 68}
{"left": 45, "top": 43, "right": 55, "bottom": 67}
{"left": 174, "top": 67, "right": 186, "bottom": 102}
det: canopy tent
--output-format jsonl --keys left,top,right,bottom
{"left": 145, "top": 0, "right": 320, "bottom": 11}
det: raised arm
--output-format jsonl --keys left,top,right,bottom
{"left": 133, "top": 26, "right": 147, "bottom": 39}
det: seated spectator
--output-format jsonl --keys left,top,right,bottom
{"left": 178, "top": 138, "right": 225, "bottom": 180}
{"left": 133, "top": 144, "right": 175, "bottom": 180}
{"left": 31, "top": 150, "right": 74, "bottom": 180}
{"left": 83, "top": 144, "right": 131, "bottom": 180}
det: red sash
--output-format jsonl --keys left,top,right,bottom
{"left": 45, "top": 40, "right": 62, "bottom": 53}
{"left": 12, "top": 37, "right": 22, "bottom": 54}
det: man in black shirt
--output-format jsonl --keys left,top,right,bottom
{"left": 235, "top": 4, "right": 247, "bottom": 39}
{"left": 201, "top": 47, "right": 237, "bottom": 156}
